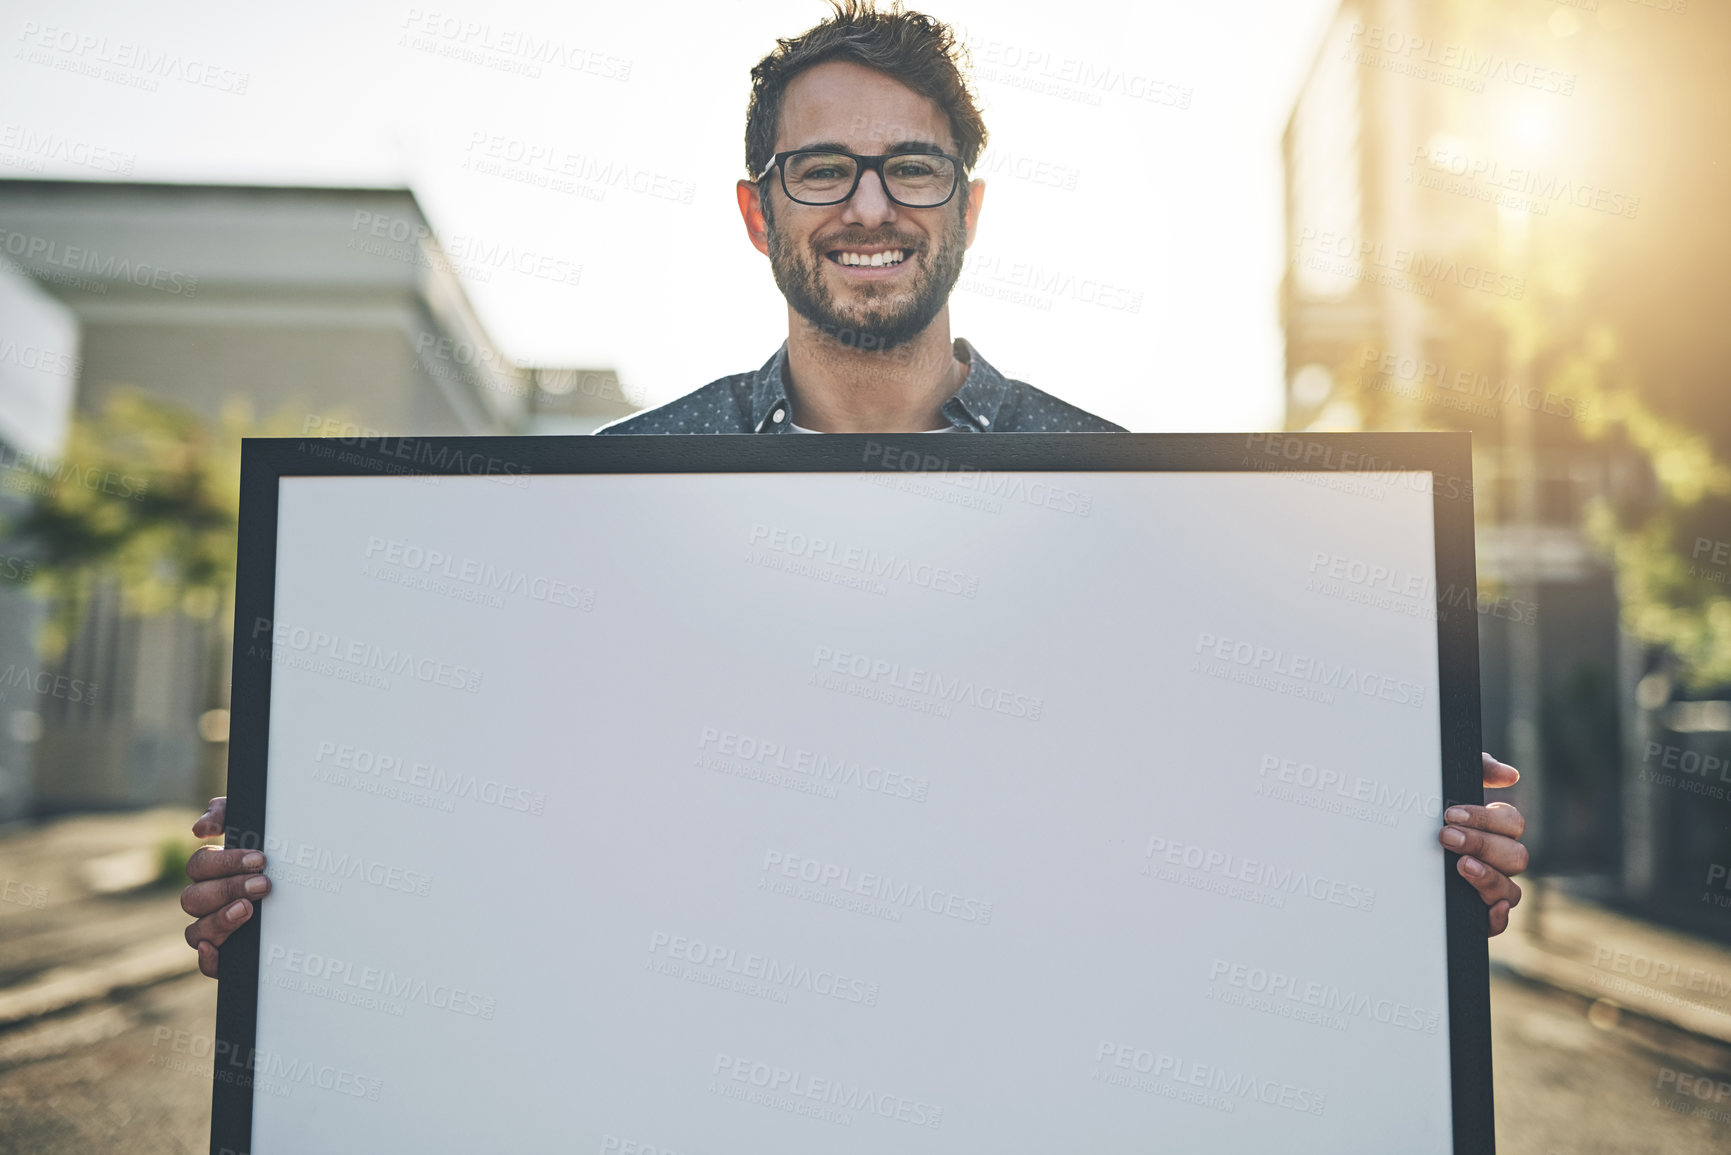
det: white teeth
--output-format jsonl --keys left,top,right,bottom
{"left": 835, "top": 249, "right": 905, "bottom": 267}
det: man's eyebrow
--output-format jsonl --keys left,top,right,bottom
{"left": 787, "top": 139, "right": 947, "bottom": 154}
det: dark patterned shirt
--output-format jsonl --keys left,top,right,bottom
{"left": 595, "top": 339, "right": 1123, "bottom": 434}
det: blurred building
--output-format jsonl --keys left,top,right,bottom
{"left": 1282, "top": 0, "right": 1731, "bottom": 928}
{"left": 0, "top": 180, "right": 636, "bottom": 818}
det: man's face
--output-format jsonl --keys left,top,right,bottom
{"left": 758, "top": 60, "right": 974, "bottom": 352}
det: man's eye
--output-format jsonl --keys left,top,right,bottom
{"left": 887, "top": 160, "right": 937, "bottom": 178}
{"left": 803, "top": 166, "right": 847, "bottom": 180}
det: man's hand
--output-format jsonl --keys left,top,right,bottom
{"left": 181, "top": 796, "right": 270, "bottom": 978}
{"left": 1439, "top": 754, "right": 1528, "bottom": 936}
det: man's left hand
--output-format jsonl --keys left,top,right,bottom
{"left": 1438, "top": 753, "right": 1528, "bottom": 936}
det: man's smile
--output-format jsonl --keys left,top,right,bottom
{"left": 824, "top": 245, "right": 913, "bottom": 278}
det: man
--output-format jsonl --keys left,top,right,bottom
{"left": 182, "top": 0, "right": 1529, "bottom": 977}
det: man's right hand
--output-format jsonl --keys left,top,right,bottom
{"left": 181, "top": 796, "right": 270, "bottom": 979}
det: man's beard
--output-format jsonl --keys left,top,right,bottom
{"left": 765, "top": 206, "right": 967, "bottom": 353}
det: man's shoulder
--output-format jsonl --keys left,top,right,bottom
{"left": 994, "top": 377, "right": 1125, "bottom": 433}
{"left": 594, "top": 374, "right": 755, "bottom": 435}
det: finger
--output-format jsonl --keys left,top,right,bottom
{"left": 198, "top": 941, "right": 220, "bottom": 979}
{"left": 1487, "top": 900, "right": 1511, "bottom": 937}
{"left": 192, "top": 796, "right": 228, "bottom": 838}
{"left": 1440, "top": 825, "right": 1530, "bottom": 877}
{"left": 186, "top": 845, "right": 266, "bottom": 883}
{"left": 1482, "top": 753, "right": 1520, "bottom": 789}
{"left": 1442, "top": 802, "right": 1525, "bottom": 840}
{"left": 180, "top": 870, "right": 271, "bottom": 917}
{"left": 184, "top": 898, "right": 254, "bottom": 952}
{"left": 1455, "top": 856, "right": 1523, "bottom": 909}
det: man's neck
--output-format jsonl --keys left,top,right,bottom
{"left": 782, "top": 307, "right": 968, "bottom": 433}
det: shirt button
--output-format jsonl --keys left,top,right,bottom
{"left": 979, "top": 416, "right": 991, "bottom": 427}
{"left": 771, "top": 408, "right": 785, "bottom": 424}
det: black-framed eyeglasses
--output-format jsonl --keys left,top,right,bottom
{"left": 763, "top": 148, "right": 964, "bottom": 208}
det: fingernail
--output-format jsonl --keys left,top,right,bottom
{"left": 226, "top": 900, "right": 249, "bottom": 920}
{"left": 242, "top": 852, "right": 265, "bottom": 869}
{"left": 244, "top": 875, "right": 269, "bottom": 896}
{"left": 1460, "top": 857, "right": 1484, "bottom": 877}
{"left": 1444, "top": 807, "right": 1468, "bottom": 824}
{"left": 1441, "top": 827, "right": 1466, "bottom": 849}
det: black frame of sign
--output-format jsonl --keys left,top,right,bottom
{"left": 209, "top": 431, "right": 1493, "bottom": 1155}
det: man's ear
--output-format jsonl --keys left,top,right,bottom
{"left": 963, "top": 178, "right": 986, "bottom": 248}
{"left": 737, "top": 179, "right": 771, "bottom": 257}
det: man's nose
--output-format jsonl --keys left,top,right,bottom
{"left": 840, "top": 168, "right": 898, "bottom": 228}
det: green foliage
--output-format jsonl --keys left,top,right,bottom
{"left": 0, "top": 391, "right": 307, "bottom": 658}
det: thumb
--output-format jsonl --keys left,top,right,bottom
{"left": 193, "top": 796, "right": 228, "bottom": 838}
{"left": 1482, "top": 753, "right": 1520, "bottom": 790}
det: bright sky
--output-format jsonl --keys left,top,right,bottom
{"left": 1, "top": 0, "right": 1338, "bottom": 432}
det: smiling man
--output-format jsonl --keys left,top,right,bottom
{"left": 180, "top": 0, "right": 1529, "bottom": 975}
{"left": 594, "top": 1, "right": 1119, "bottom": 435}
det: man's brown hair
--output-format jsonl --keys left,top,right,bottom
{"left": 744, "top": 0, "right": 988, "bottom": 180}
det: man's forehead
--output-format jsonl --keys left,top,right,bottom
{"left": 777, "top": 60, "right": 954, "bottom": 152}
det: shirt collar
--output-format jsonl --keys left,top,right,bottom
{"left": 748, "top": 338, "right": 1011, "bottom": 434}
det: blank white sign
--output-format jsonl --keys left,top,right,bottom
{"left": 249, "top": 467, "right": 1452, "bottom": 1154}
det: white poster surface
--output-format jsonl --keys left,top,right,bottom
{"left": 248, "top": 467, "right": 1452, "bottom": 1154}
